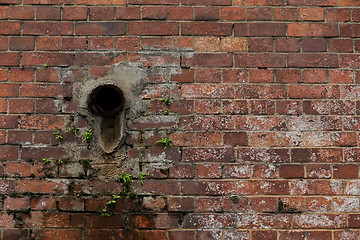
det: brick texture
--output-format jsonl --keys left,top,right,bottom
{"left": 0, "top": 0, "right": 360, "bottom": 238}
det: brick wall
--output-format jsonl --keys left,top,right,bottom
{"left": 1, "top": 0, "right": 360, "bottom": 239}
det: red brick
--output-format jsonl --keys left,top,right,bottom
{"left": 0, "top": 53, "right": 20, "bottom": 66}
{"left": 21, "top": 83, "right": 71, "bottom": 97}
{"left": 9, "top": 99, "right": 34, "bottom": 113}
{"left": 288, "top": 23, "right": 338, "bottom": 37}
{"left": 302, "top": 69, "right": 327, "bottom": 83}
{"left": 129, "top": 22, "right": 178, "bottom": 36}
{"left": 183, "top": 148, "right": 234, "bottom": 162}
{"left": 333, "top": 164, "right": 358, "bottom": 179}
{"left": 129, "top": 0, "right": 177, "bottom": 4}
{"left": 59, "top": 198, "right": 84, "bottom": 211}
{"left": 169, "top": 231, "right": 195, "bottom": 240}
{"left": 252, "top": 197, "right": 277, "bottom": 212}
{"left": 36, "top": 7, "right": 60, "bottom": 20}
{"left": 223, "top": 132, "right": 248, "bottom": 146}
{"left": 291, "top": 180, "right": 344, "bottom": 195}
{"left": 11, "top": 6, "right": 35, "bottom": 20}
{"left": 330, "top": 39, "right": 353, "bottom": 53}
{"left": 89, "top": 7, "right": 114, "bottom": 20}
{"left": 2, "top": 229, "right": 28, "bottom": 240}
{"left": 4, "top": 197, "right": 30, "bottom": 210}
{"left": 236, "top": 85, "right": 287, "bottom": 99}
{"left": 63, "top": 6, "right": 87, "bottom": 20}
{"left": 306, "top": 164, "right": 331, "bottom": 179}
{"left": 288, "top": 54, "right": 338, "bottom": 68}
{"left": 276, "top": 100, "right": 302, "bottom": 115}
{"left": 237, "top": 180, "right": 289, "bottom": 195}
{"left": 0, "top": 83, "right": 19, "bottom": 97}
{"left": 0, "top": 99, "right": 7, "bottom": 113}
{"left": 9, "top": 37, "right": 34, "bottom": 51}
{"left": 25, "top": 0, "right": 72, "bottom": 3}
{"left": 143, "top": 7, "right": 168, "bottom": 20}
{"left": 252, "top": 230, "right": 277, "bottom": 240}
{"left": 293, "top": 214, "right": 345, "bottom": 228}
{"left": 182, "top": 22, "right": 232, "bottom": 36}
{"left": 36, "top": 69, "right": 59, "bottom": 82}
{"left": 182, "top": 0, "right": 231, "bottom": 5}
{"left": 195, "top": 7, "right": 219, "bottom": 20}
{"left": 338, "top": 0, "right": 360, "bottom": 6}
{"left": 62, "top": 37, "right": 86, "bottom": 50}
{"left": 4, "top": 161, "right": 31, "bottom": 177}
{"left": 31, "top": 196, "right": 57, "bottom": 210}
{"left": 235, "top": 22, "right": 285, "bottom": 36}
{"left": 116, "top": 7, "right": 140, "bottom": 20}
{"left": 10, "top": 68, "right": 34, "bottom": 82}
{"left": 58, "top": 230, "right": 83, "bottom": 240}
{"left": 292, "top": 148, "right": 342, "bottom": 163}
{"left": 237, "top": 214, "right": 291, "bottom": 229}
{"left": 77, "top": 0, "right": 125, "bottom": 4}
{"left": 0, "top": 6, "right": 9, "bottom": 19}
{"left": 169, "top": 163, "right": 195, "bottom": 178}
{"left": 247, "top": 7, "right": 272, "bottom": 20}
{"left": 302, "top": 38, "right": 327, "bottom": 52}
{"left": 24, "top": 22, "right": 73, "bottom": 35}
{"left": 287, "top": 0, "right": 336, "bottom": 6}
{"left": 182, "top": 53, "right": 232, "bottom": 67}
{"left": 88, "top": 37, "right": 113, "bottom": 49}
{"left": 37, "top": 37, "right": 61, "bottom": 51}
{"left": 196, "top": 69, "right": 221, "bottom": 83}
{"left": 222, "top": 69, "right": 247, "bottom": 83}
{"left": 197, "top": 163, "right": 222, "bottom": 178}
{"left": 326, "top": 8, "right": 351, "bottom": 22}
{"left": 0, "top": 37, "right": 7, "bottom": 50}
{"left": 168, "top": 6, "right": 192, "bottom": 20}
{"left": 299, "top": 7, "right": 324, "bottom": 21}
{"left": 223, "top": 164, "right": 251, "bottom": 178}
{"left": 196, "top": 197, "right": 222, "bottom": 212}
{"left": 237, "top": 149, "right": 286, "bottom": 163}
{"left": 220, "top": 7, "right": 245, "bottom": 20}
{"left": 279, "top": 165, "right": 304, "bottom": 179}
{"left": 20, "top": 115, "right": 64, "bottom": 130}
{"left": 235, "top": 53, "right": 286, "bottom": 68}
{"left": 248, "top": 38, "right": 273, "bottom": 52}
{"left": 22, "top": 52, "right": 73, "bottom": 66}
{"left": 334, "top": 231, "right": 359, "bottom": 240}
{"left": 275, "top": 69, "right": 301, "bottom": 83}
{"left": 249, "top": 69, "right": 273, "bottom": 83}
{"left": 273, "top": 7, "right": 298, "bottom": 21}
{"left": 223, "top": 196, "right": 249, "bottom": 212}
{"left": 76, "top": 22, "right": 125, "bottom": 35}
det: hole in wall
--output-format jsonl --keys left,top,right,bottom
{"left": 90, "top": 85, "right": 125, "bottom": 116}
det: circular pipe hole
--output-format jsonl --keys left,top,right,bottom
{"left": 90, "top": 85, "right": 125, "bottom": 116}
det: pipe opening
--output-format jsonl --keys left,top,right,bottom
{"left": 90, "top": 85, "right": 125, "bottom": 116}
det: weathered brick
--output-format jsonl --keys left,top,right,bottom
{"left": 129, "top": 22, "right": 178, "bottom": 35}
{"left": 76, "top": 22, "right": 125, "bottom": 35}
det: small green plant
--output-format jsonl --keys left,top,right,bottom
{"left": 66, "top": 126, "right": 79, "bottom": 135}
{"left": 160, "top": 97, "right": 171, "bottom": 106}
{"left": 119, "top": 172, "right": 133, "bottom": 183}
{"left": 82, "top": 129, "right": 93, "bottom": 141}
{"left": 164, "top": 108, "right": 170, "bottom": 115}
{"left": 42, "top": 64, "right": 48, "bottom": 68}
{"left": 57, "top": 159, "right": 63, "bottom": 165}
{"left": 82, "top": 159, "right": 90, "bottom": 168}
{"left": 137, "top": 173, "right": 147, "bottom": 185}
{"left": 42, "top": 158, "right": 52, "bottom": 164}
{"left": 156, "top": 137, "right": 173, "bottom": 149}
{"left": 100, "top": 173, "right": 147, "bottom": 217}
{"left": 54, "top": 131, "right": 64, "bottom": 142}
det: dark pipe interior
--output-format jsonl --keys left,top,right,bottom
{"left": 90, "top": 85, "right": 124, "bottom": 115}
